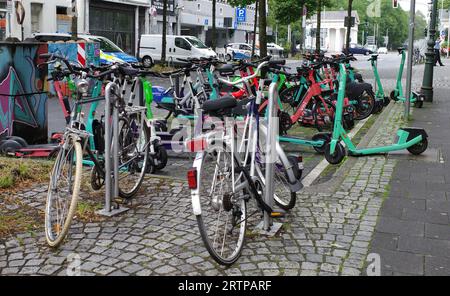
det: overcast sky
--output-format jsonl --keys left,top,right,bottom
{"left": 398, "top": 0, "right": 430, "bottom": 15}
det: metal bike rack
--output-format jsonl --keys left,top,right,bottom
{"left": 256, "top": 80, "right": 283, "bottom": 236}
{"left": 97, "top": 82, "right": 129, "bottom": 217}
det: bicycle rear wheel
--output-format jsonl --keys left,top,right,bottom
{"left": 195, "top": 146, "right": 248, "bottom": 266}
{"left": 117, "top": 116, "right": 149, "bottom": 199}
{"left": 45, "top": 136, "right": 82, "bottom": 247}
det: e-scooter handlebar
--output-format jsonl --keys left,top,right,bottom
{"left": 218, "top": 61, "right": 269, "bottom": 86}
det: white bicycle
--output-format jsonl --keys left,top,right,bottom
{"left": 186, "top": 60, "right": 304, "bottom": 265}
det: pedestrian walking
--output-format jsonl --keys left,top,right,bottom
{"left": 434, "top": 38, "right": 444, "bottom": 66}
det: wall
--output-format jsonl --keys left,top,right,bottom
{"left": 0, "top": 42, "right": 48, "bottom": 144}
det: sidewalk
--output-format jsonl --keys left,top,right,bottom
{"left": 369, "top": 64, "right": 450, "bottom": 275}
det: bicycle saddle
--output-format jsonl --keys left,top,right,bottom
{"left": 217, "top": 64, "right": 235, "bottom": 76}
{"left": 202, "top": 96, "right": 237, "bottom": 114}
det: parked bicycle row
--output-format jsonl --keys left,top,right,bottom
{"left": 0, "top": 49, "right": 428, "bottom": 266}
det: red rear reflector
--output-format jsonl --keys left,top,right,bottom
{"left": 186, "top": 138, "right": 207, "bottom": 152}
{"left": 297, "top": 156, "right": 303, "bottom": 163}
{"left": 187, "top": 168, "right": 198, "bottom": 189}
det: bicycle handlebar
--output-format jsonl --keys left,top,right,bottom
{"left": 218, "top": 61, "right": 269, "bottom": 86}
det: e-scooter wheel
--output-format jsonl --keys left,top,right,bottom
{"left": 0, "top": 140, "right": 22, "bottom": 155}
{"left": 407, "top": 138, "right": 428, "bottom": 155}
{"left": 414, "top": 100, "right": 423, "bottom": 108}
{"left": 390, "top": 90, "right": 398, "bottom": 102}
{"left": 312, "top": 133, "right": 331, "bottom": 154}
{"left": 154, "top": 145, "right": 168, "bottom": 170}
{"left": 4, "top": 136, "right": 27, "bottom": 148}
{"left": 324, "top": 142, "right": 346, "bottom": 165}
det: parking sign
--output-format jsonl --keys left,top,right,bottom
{"left": 236, "top": 7, "right": 246, "bottom": 23}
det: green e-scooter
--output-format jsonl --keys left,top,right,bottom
{"left": 324, "top": 64, "right": 428, "bottom": 165}
{"left": 390, "top": 47, "right": 425, "bottom": 108}
{"left": 368, "top": 54, "right": 390, "bottom": 113}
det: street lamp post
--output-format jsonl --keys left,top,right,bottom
{"left": 421, "top": 0, "right": 439, "bottom": 102}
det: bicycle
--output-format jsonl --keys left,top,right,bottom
{"left": 43, "top": 55, "right": 150, "bottom": 247}
{"left": 186, "top": 60, "right": 303, "bottom": 265}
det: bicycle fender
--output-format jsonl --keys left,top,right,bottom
{"left": 191, "top": 152, "right": 204, "bottom": 216}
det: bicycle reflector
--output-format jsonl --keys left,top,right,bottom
{"left": 186, "top": 137, "right": 207, "bottom": 152}
{"left": 187, "top": 168, "right": 198, "bottom": 189}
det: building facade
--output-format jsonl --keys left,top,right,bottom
{"left": 305, "top": 10, "right": 360, "bottom": 53}
{"left": 1, "top": 0, "right": 260, "bottom": 55}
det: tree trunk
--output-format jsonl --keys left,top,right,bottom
{"left": 212, "top": 0, "right": 216, "bottom": 51}
{"left": 161, "top": 0, "right": 168, "bottom": 63}
{"left": 345, "top": 0, "right": 353, "bottom": 52}
{"left": 315, "top": 0, "right": 322, "bottom": 53}
{"left": 251, "top": 0, "right": 259, "bottom": 58}
{"left": 258, "top": 0, "right": 267, "bottom": 57}
{"left": 299, "top": 1, "right": 305, "bottom": 52}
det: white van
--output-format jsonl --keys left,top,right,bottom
{"left": 138, "top": 35, "right": 217, "bottom": 67}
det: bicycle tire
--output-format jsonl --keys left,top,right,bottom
{"left": 117, "top": 116, "right": 149, "bottom": 199}
{"left": 45, "top": 136, "right": 82, "bottom": 247}
{"left": 194, "top": 145, "right": 247, "bottom": 266}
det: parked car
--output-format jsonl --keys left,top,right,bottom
{"left": 139, "top": 35, "right": 217, "bottom": 67}
{"left": 348, "top": 43, "right": 373, "bottom": 55}
{"left": 377, "top": 47, "right": 388, "bottom": 54}
{"left": 224, "top": 43, "right": 260, "bottom": 61}
{"left": 267, "top": 43, "right": 284, "bottom": 57}
{"left": 31, "top": 33, "right": 138, "bottom": 64}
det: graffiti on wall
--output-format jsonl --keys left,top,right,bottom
{"left": 0, "top": 43, "right": 48, "bottom": 144}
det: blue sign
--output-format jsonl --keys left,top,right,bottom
{"left": 236, "top": 7, "right": 246, "bottom": 23}
{"left": 204, "top": 19, "right": 209, "bottom": 26}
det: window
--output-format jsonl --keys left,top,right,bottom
{"left": 239, "top": 44, "right": 250, "bottom": 51}
{"left": 31, "top": 3, "right": 43, "bottom": 33}
{"left": 197, "top": 4, "right": 201, "bottom": 11}
{"left": 175, "top": 37, "right": 191, "bottom": 50}
{"left": 219, "top": 8, "right": 223, "bottom": 15}
{"left": 56, "top": 6, "right": 68, "bottom": 15}
{"left": 87, "top": 36, "right": 123, "bottom": 52}
{"left": 185, "top": 36, "right": 207, "bottom": 49}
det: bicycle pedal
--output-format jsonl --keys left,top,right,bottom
{"left": 270, "top": 211, "right": 286, "bottom": 218}
{"left": 114, "top": 197, "right": 126, "bottom": 205}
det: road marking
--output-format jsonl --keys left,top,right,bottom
{"left": 302, "top": 117, "right": 370, "bottom": 187}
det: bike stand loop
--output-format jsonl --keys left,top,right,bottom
{"left": 255, "top": 79, "right": 283, "bottom": 237}
{"left": 97, "top": 81, "right": 130, "bottom": 217}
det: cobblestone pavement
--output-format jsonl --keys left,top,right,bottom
{"left": 0, "top": 102, "right": 406, "bottom": 277}
{"left": 1, "top": 57, "right": 446, "bottom": 276}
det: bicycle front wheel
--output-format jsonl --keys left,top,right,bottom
{"left": 195, "top": 146, "right": 248, "bottom": 266}
{"left": 45, "top": 136, "right": 83, "bottom": 247}
{"left": 117, "top": 117, "right": 149, "bottom": 199}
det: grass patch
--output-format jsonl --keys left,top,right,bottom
{"left": 0, "top": 195, "right": 42, "bottom": 239}
{"left": 0, "top": 157, "right": 53, "bottom": 193}
{"left": 151, "top": 64, "right": 177, "bottom": 74}
{"left": 75, "top": 200, "right": 103, "bottom": 222}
